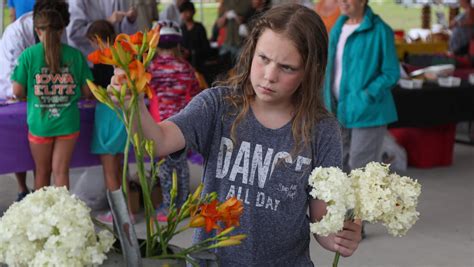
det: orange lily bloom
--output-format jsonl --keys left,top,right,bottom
{"left": 87, "top": 47, "right": 116, "bottom": 65}
{"left": 189, "top": 215, "right": 206, "bottom": 228}
{"left": 199, "top": 200, "right": 220, "bottom": 233}
{"left": 218, "top": 197, "right": 244, "bottom": 228}
{"left": 128, "top": 60, "right": 152, "bottom": 93}
{"left": 147, "top": 27, "right": 160, "bottom": 49}
{"left": 115, "top": 33, "right": 138, "bottom": 55}
{"left": 130, "top": 31, "right": 143, "bottom": 46}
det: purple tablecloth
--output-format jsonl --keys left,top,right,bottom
{"left": 0, "top": 101, "right": 101, "bottom": 174}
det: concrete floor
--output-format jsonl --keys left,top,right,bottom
{"left": 1, "top": 144, "right": 473, "bottom": 267}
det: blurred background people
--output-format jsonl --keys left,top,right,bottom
{"left": 11, "top": 0, "right": 92, "bottom": 190}
{"left": 314, "top": 0, "right": 341, "bottom": 33}
{"left": 7, "top": 0, "right": 35, "bottom": 22}
{"left": 0, "top": 0, "right": 68, "bottom": 202}
{"left": 179, "top": 1, "right": 210, "bottom": 76}
{"left": 448, "top": 0, "right": 473, "bottom": 56}
{"left": 86, "top": 20, "right": 137, "bottom": 224}
{"left": 246, "top": 0, "right": 272, "bottom": 27}
{"left": 0, "top": 0, "right": 35, "bottom": 201}
{"left": 67, "top": 0, "right": 138, "bottom": 56}
{"left": 147, "top": 21, "right": 200, "bottom": 222}
{"left": 160, "top": 0, "right": 186, "bottom": 25}
{"left": 323, "top": 0, "right": 400, "bottom": 237}
{"left": 215, "top": 0, "right": 253, "bottom": 63}
{"left": 130, "top": 0, "right": 159, "bottom": 31}
{"left": 324, "top": 0, "right": 399, "bottom": 180}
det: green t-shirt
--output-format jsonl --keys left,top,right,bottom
{"left": 11, "top": 43, "right": 93, "bottom": 137}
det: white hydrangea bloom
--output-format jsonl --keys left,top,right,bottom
{"left": 351, "top": 162, "right": 397, "bottom": 222}
{"left": 351, "top": 162, "right": 421, "bottom": 237}
{"left": 308, "top": 162, "right": 421, "bottom": 238}
{"left": 0, "top": 186, "right": 115, "bottom": 266}
{"left": 382, "top": 173, "right": 421, "bottom": 236}
{"left": 308, "top": 167, "right": 355, "bottom": 236}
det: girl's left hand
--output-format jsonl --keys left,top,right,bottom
{"left": 333, "top": 220, "right": 362, "bottom": 257}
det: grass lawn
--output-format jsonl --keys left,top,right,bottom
{"left": 2, "top": 1, "right": 450, "bottom": 39}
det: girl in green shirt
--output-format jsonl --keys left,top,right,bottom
{"left": 11, "top": 0, "right": 92, "bottom": 190}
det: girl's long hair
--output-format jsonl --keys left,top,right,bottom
{"left": 33, "top": 0, "right": 70, "bottom": 74}
{"left": 221, "top": 4, "right": 329, "bottom": 152}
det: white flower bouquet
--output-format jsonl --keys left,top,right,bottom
{"left": 0, "top": 186, "right": 115, "bottom": 266}
{"left": 309, "top": 162, "right": 421, "bottom": 266}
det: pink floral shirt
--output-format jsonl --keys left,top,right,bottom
{"left": 147, "top": 54, "right": 200, "bottom": 122}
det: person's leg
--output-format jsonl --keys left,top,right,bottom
{"left": 340, "top": 127, "right": 352, "bottom": 173}
{"left": 29, "top": 142, "right": 54, "bottom": 190}
{"left": 14, "top": 171, "right": 31, "bottom": 201}
{"left": 51, "top": 136, "right": 79, "bottom": 189}
{"left": 347, "top": 126, "right": 387, "bottom": 171}
{"left": 346, "top": 126, "right": 386, "bottom": 239}
{"left": 158, "top": 159, "right": 174, "bottom": 210}
{"left": 100, "top": 154, "right": 122, "bottom": 191}
{"left": 15, "top": 172, "right": 28, "bottom": 193}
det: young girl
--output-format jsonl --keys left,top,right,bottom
{"left": 86, "top": 20, "right": 136, "bottom": 224}
{"left": 147, "top": 20, "right": 201, "bottom": 222}
{"left": 11, "top": 0, "right": 92, "bottom": 190}
{"left": 113, "top": 4, "right": 361, "bottom": 265}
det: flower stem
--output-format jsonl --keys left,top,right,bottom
{"left": 333, "top": 251, "right": 341, "bottom": 267}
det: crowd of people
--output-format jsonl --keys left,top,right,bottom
{"left": 0, "top": 0, "right": 472, "bottom": 265}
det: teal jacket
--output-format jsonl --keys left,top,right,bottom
{"left": 323, "top": 6, "right": 399, "bottom": 128}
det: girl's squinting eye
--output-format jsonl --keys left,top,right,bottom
{"left": 281, "top": 65, "right": 296, "bottom": 72}
{"left": 258, "top": 54, "right": 270, "bottom": 63}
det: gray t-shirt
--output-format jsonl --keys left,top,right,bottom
{"left": 169, "top": 87, "right": 342, "bottom": 266}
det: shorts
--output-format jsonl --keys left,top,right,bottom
{"left": 28, "top": 132, "right": 80, "bottom": 144}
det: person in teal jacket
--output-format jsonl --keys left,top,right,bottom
{"left": 323, "top": 0, "right": 399, "bottom": 173}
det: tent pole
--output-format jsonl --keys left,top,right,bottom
{"left": 0, "top": 0, "right": 5, "bottom": 37}
{"left": 200, "top": 0, "right": 204, "bottom": 25}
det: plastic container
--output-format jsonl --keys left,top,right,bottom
{"left": 399, "top": 78, "right": 424, "bottom": 89}
{"left": 438, "top": 76, "right": 461, "bottom": 87}
{"left": 389, "top": 124, "right": 455, "bottom": 168}
{"left": 469, "top": 73, "right": 474, "bottom": 85}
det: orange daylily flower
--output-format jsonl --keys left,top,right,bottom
{"left": 128, "top": 60, "right": 151, "bottom": 91}
{"left": 87, "top": 47, "right": 116, "bottom": 65}
{"left": 130, "top": 31, "right": 143, "bottom": 45}
{"left": 115, "top": 33, "right": 138, "bottom": 55}
{"left": 218, "top": 197, "right": 244, "bottom": 228}
{"left": 189, "top": 215, "right": 205, "bottom": 228}
{"left": 147, "top": 27, "right": 160, "bottom": 49}
{"left": 199, "top": 200, "right": 220, "bottom": 233}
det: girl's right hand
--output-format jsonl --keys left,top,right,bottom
{"left": 108, "top": 68, "right": 129, "bottom": 103}
{"left": 109, "top": 68, "right": 145, "bottom": 105}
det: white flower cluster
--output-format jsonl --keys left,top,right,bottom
{"left": 308, "top": 167, "right": 355, "bottom": 236}
{"left": 0, "top": 186, "right": 115, "bottom": 267}
{"left": 351, "top": 162, "right": 421, "bottom": 237}
{"left": 309, "top": 162, "right": 421, "bottom": 237}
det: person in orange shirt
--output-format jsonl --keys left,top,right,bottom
{"left": 314, "top": 0, "right": 340, "bottom": 34}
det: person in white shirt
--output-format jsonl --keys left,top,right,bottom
{"left": 159, "top": 0, "right": 186, "bottom": 25}
{"left": 67, "top": 0, "right": 138, "bottom": 56}
{"left": 130, "top": 0, "right": 159, "bottom": 31}
{"left": 0, "top": 13, "right": 35, "bottom": 100}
